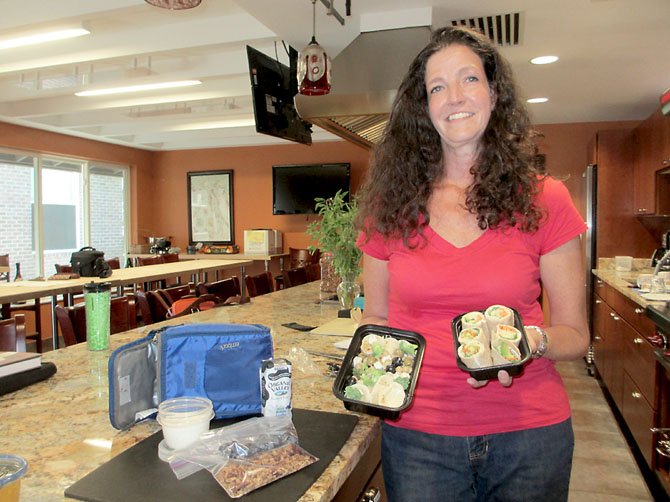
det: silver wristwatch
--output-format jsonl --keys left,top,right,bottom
{"left": 526, "top": 325, "right": 548, "bottom": 359}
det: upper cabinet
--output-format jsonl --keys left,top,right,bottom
{"left": 634, "top": 107, "right": 670, "bottom": 215}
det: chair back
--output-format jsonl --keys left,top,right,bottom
{"left": 55, "top": 263, "right": 73, "bottom": 274}
{"left": 196, "top": 277, "right": 240, "bottom": 302}
{"left": 135, "top": 255, "right": 164, "bottom": 266}
{"left": 161, "top": 253, "right": 180, "bottom": 264}
{"left": 288, "top": 247, "right": 320, "bottom": 269}
{"left": 244, "top": 271, "right": 274, "bottom": 297}
{"left": 283, "top": 267, "right": 309, "bottom": 288}
{"left": 135, "top": 291, "right": 154, "bottom": 325}
{"left": 55, "top": 295, "right": 137, "bottom": 347}
{"left": 0, "top": 314, "right": 26, "bottom": 352}
{"left": 0, "top": 254, "right": 9, "bottom": 282}
{"left": 306, "top": 263, "right": 321, "bottom": 282}
{"left": 106, "top": 257, "right": 121, "bottom": 269}
{"left": 158, "top": 284, "right": 195, "bottom": 304}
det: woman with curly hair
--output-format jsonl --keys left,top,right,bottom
{"left": 356, "top": 26, "right": 589, "bottom": 501}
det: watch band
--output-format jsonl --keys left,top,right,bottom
{"left": 526, "top": 325, "right": 548, "bottom": 359}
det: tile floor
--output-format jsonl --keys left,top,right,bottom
{"left": 557, "top": 359, "right": 656, "bottom": 501}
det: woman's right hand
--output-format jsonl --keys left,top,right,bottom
{"left": 466, "top": 370, "right": 513, "bottom": 389}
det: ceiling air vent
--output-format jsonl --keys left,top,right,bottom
{"left": 450, "top": 12, "right": 522, "bottom": 46}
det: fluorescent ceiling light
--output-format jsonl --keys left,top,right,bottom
{"left": 75, "top": 80, "right": 202, "bottom": 97}
{"left": 530, "top": 55, "right": 559, "bottom": 65}
{"left": 0, "top": 28, "right": 90, "bottom": 50}
{"left": 527, "top": 97, "right": 549, "bottom": 104}
{"left": 168, "top": 118, "right": 255, "bottom": 131}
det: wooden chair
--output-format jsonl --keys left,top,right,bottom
{"left": 0, "top": 314, "right": 26, "bottom": 352}
{"left": 289, "top": 247, "right": 320, "bottom": 268}
{"left": 283, "top": 267, "right": 309, "bottom": 288}
{"left": 135, "top": 255, "right": 164, "bottom": 266}
{"left": 306, "top": 262, "right": 321, "bottom": 282}
{"left": 196, "top": 277, "right": 241, "bottom": 303}
{"left": 276, "top": 248, "right": 320, "bottom": 289}
{"left": 106, "top": 257, "right": 121, "bottom": 269}
{"left": 55, "top": 294, "right": 137, "bottom": 347}
{"left": 135, "top": 291, "right": 154, "bottom": 326}
{"left": 0, "top": 254, "right": 9, "bottom": 283}
{"left": 158, "top": 283, "right": 195, "bottom": 304}
{"left": 135, "top": 255, "right": 165, "bottom": 290}
{"left": 1, "top": 255, "right": 43, "bottom": 352}
{"left": 244, "top": 271, "right": 274, "bottom": 298}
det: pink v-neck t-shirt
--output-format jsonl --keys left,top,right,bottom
{"left": 358, "top": 177, "right": 587, "bottom": 436}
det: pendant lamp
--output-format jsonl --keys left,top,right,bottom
{"left": 297, "top": 0, "right": 331, "bottom": 96}
{"left": 144, "top": 0, "right": 201, "bottom": 10}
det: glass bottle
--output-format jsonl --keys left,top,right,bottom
{"left": 14, "top": 262, "right": 22, "bottom": 281}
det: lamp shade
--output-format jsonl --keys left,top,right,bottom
{"left": 298, "top": 38, "right": 331, "bottom": 96}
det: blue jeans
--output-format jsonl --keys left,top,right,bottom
{"left": 381, "top": 419, "right": 573, "bottom": 502}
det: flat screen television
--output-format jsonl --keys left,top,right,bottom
{"left": 246, "top": 45, "right": 312, "bottom": 146}
{"left": 272, "top": 163, "right": 351, "bottom": 215}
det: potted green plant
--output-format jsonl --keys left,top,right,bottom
{"left": 306, "top": 190, "right": 362, "bottom": 308}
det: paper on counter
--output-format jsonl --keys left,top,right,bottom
{"left": 310, "top": 317, "right": 358, "bottom": 337}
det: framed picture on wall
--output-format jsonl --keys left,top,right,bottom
{"left": 187, "top": 170, "right": 234, "bottom": 245}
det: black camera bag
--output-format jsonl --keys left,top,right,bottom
{"left": 70, "top": 247, "right": 112, "bottom": 278}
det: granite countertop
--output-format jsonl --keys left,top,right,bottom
{"left": 592, "top": 257, "right": 661, "bottom": 308}
{"left": 0, "top": 282, "right": 379, "bottom": 501}
{"left": 593, "top": 257, "right": 670, "bottom": 371}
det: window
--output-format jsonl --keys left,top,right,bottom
{"left": 0, "top": 150, "right": 129, "bottom": 279}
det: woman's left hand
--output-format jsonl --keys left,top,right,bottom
{"left": 467, "top": 370, "right": 513, "bottom": 388}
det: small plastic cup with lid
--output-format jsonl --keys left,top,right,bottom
{"left": 0, "top": 454, "right": 28, "bottom": 502}
{"left": 156, "top": 396, "right": 214, "bottom": 459}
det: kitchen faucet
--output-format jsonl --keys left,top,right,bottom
{"left": 654, "top": 248, "right": 670, "bottom": 275}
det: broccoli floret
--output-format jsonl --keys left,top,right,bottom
{"left": 399, "top": 340, "right": 417, "bottom": 356}
{"left": 344, "top": 385, "right": 362, "bottom": 400}
{"left": 360, "top": 367, "right": 385, "bottom": 387}
{"left": 394, "top": 375, "right": 410, "bottom": 390}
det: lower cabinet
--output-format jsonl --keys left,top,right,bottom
{"left": 592, "top": 279, "right": 661, "bottom": 470}
{"left": 333, "top": 431, "right": 387, "bottom": 502}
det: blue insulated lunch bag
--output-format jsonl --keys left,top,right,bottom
{"left": 108, "top": 323, "right": 273, "bottom": 430}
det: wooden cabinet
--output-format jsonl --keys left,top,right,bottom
{"left": 591, "top": 130, "right": 657, "bottom": 259}
{"left": 634, "top": 118, "right": 659, "bottom": 214}
{"left": 591, "top": 279, "right": 661, "bottom": 470}
{"left": 634, "top": 107, "right": 670, "bottom": 215}
{"left": 333, "top": 431, "right": 387, "bottom": 502}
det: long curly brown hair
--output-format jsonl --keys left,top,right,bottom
{"left": 356, "top": 25, "right": 544, "bottom": 245}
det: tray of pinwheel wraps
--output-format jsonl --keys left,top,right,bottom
{"left": 452, "top": 305, "right": 532, "bottom": 381}
{"left": 332, "top": 324, "right": 425, "bottom": 419}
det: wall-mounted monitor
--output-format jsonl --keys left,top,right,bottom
{"left": 272, "top": 163, "right": 351, "bottom": 215}
{"left": 246, "top": 45, "right": 312, "bottom": 146}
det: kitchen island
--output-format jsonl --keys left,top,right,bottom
{"left": 0, "top": 282, "right": 381, "bottom": 501}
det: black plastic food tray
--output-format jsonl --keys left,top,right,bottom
{"left": 451, "top": 308, "right": 531, "bottom": 381}
{"left": 332, "top": 324, "right": 425, "bottom": 420}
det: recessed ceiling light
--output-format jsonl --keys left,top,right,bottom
{"left": 75, "top": 80, "right": 202, "bottom": 97}
{"left": 530, "top": 55, "right": 559, "bottom": 65}
{"left": 0, "top": 27, "right": 90, "bottom": 50}
{"left": 527, "top": 97, "right": 549, "bottom": 104}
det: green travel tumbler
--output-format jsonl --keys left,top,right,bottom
{"left": 83, "top": 282, "right": 111, "bottom": 351}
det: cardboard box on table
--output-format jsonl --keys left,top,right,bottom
{"left": 244, "top": 229, "right": 283, "bottom": 254}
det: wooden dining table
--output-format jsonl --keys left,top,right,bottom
{"left": 0, "top": 258, "right": 252, "bottom": 350}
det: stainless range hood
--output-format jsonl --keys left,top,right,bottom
{"left": 295, "top": 27, "right": 431, "bottom": 149}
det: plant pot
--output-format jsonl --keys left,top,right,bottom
{"left": 337, "top": 278, "right": 361, "bottom": 310}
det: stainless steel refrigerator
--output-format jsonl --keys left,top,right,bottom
{"left": 583, "top": 163, "right": 597, "bottom": 374}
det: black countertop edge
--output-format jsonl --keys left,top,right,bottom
{"left": 645, "top": 304, "right": 670, "bottom": 333}
{"left": 644, "top": 306, "right": 670, "bottom": 371}
{"left": 655, "top": 348, "right": 670, "bottom": 373}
